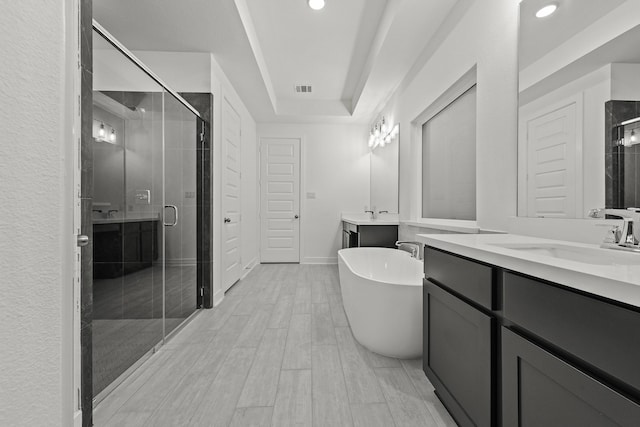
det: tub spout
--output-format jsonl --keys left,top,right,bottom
{"left": 395, "top": 241, "right": 423, "bottom": 259}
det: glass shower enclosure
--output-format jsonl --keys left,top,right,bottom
{"left": 91, "top": 24, "right": 200, "bottom": 399}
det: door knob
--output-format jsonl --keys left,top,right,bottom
{"left": 76, "top": 235, "right": 90, "bottom": 247}
{"left": 294, "top": 215, "right": 299, "bottom": 219}
{"left": 224, "top": 217, "right": 231, "bottom": 223}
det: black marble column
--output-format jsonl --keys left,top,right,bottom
{"left": 80, "top": 0, "right": 93, "bottom": 425}
{"left": 605, "top": 100, "right": 640, "bottom": 210}
{"left": 180, "top": 93, "right": 214, "bottom": 309}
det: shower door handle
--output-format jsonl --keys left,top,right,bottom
{"left": 164, "top": 205, "right": 178, "bottom": 227}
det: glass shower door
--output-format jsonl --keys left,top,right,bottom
{"left": 92, "top": 28, "right": 166, "bottom": 398}
{"left": 164, "top": 94, "right": 198, "bottom": 335}
{"left": 92, "top": 27, "right": 200, "bottom": 400}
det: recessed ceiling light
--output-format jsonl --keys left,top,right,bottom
{"left": 536, "top": 3, "right": 558, "bottom": 18}
{"left": 308, "top": 0, "right": 325, "bottom": 11}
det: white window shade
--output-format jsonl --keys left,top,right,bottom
{"left": 422, "top": 85, "right": 477, "bottom": 220}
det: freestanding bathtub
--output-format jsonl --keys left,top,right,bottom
{"left": 337, "top": 247, "right": 423, "bottom": 358}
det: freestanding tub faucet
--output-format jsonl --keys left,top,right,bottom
{"left": 395, "top": 241, "right": 423, "bottom": 259}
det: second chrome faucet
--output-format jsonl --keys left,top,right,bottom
{"left": 588, "top": 207, "right": 640, "bottom": 251}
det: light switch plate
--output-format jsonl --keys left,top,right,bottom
{"left": 134, "top": 190, "right": 151, "bottom": 205}
{"left": 306, "top": 192, "right": 316, "bottom": 199}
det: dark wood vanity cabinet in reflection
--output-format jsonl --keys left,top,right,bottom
{"left": 94, "top": 220, "right": 159, "bottom": 278}
{"left": 341, "top": 221, "right": 398, "bottom": 249}
{"left": 423, "top": 246, "right": 640, "bottom": 427}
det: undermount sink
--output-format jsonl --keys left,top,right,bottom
{"left": 488, "top": 242, "right": 640, "bottom": 266}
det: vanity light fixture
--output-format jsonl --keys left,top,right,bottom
{"left": 630, "top": 129, "right": 637, "bottom": 144}
{"left": 98, "top": 122, "right": 106, "bottom": 138}
{"left": 308, "top": 0, "right": 325, "bottom": 11}
{"left": 110, "top": 128, "right": 116, "bottom": 143}
{"left": 368, "top": 117, "right": 399, "bottom": 150}
{"left": 535, "top": 3, "right": 558, "bottom": 18}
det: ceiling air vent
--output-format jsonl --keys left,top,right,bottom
{"left": 294, "top": 84, "right": 313, "bottom": 94}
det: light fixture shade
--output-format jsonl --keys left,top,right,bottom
{"left": 110, "top": 128, "right": 116, "bottom": 142}
{"left": 98, "top": 123, "right": 105, "bottom": 138}
{"left": 536, "top": 3, "right": 558, "bottom": 18}
{"left": 308, "top": 0, "right": 325, "bottom": 10}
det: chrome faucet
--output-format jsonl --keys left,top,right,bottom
{"left": 396, "top": 241, "right": 423, "bottom": 259}
{"left": 588, "top": 208, "right": 640, "bottom": 251}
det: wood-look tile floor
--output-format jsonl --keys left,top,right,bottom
{"left": 94, "top": 264, "right": 458, "bottom": 427}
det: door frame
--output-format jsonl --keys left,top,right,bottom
{"left": 258, "top": 136, "right": 302, "bottom": 264}
{"left": 517, "top": 93, "right": 584, "bottom": 218}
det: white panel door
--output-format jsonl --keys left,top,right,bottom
{"left": 526, "top": 103, "right": 578, "bottom": 218}
{"left": 260, "top": 138, "right": 300, "bottom": 263}
{"left": 222, "top": 99, "right": 242, "bottom": 291}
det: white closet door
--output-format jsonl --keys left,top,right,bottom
{"left": 222, "top": 98, "right": 242, "bottom": 291}
{"left": 260, "top": 138, "right": 300, "bottom": 263}
{"left": 526, "top": 102, "right": 578, "bottom": 218}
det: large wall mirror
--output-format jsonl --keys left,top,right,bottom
{"left": 370, "top": 125, "right": 399, "bottom": 214}
{"left": 518, "top": 0, "right": 640, "bottom": 218}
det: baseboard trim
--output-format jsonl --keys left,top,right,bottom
{"left": 213, "top": 289, "right": 225, "bottom": 307}
{"left": 302, "top": 256, "right": 337, "bottom": 265}
{"left": 241, "top": 257, "right": 258, "bottom": 279}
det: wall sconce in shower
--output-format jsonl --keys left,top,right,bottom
{"left": 368, "top": 117, "right": 399, "bottom": 150}
{"left": 93, "top": 119, "right": 118, "bottom": 145}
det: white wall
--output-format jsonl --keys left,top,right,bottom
{"left": 374, "top": 0, "right": 519, "bottom": 239}
{"left": 0, "top": 1, "right": 76, "bottom": 425}
{"left": 257, "top": 124, "right": 370, "bottom": 264}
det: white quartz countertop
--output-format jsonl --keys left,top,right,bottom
{"left": 341, "top": 213, "right": 399, "bottom": 226}
{"left": 93, "top": 215, "right": 160, "bottom": 225}
{"left": 416, "top": 233, "right": 640, "bottom": 308}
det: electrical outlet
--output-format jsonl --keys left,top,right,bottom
{"left": 184, "top": 191, "right": 196, "bottom": 199}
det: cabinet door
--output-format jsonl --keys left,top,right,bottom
{"left": 140, "top": 221, "right": 154, "bottom": 266}
{"left": 502, "top": 327, "right": 640, "bottom": 427}
{"left": 123, "top": 222, "right": 141, "bottom": 274}
{"left": 358, "top": 225, "right": 398, "bottom": 248}
{"left": 424, "top": 281, "right": 493, "bottom": 427}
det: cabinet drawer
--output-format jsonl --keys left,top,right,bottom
{"left": 424, "top": 281, "right": 493, "bottom": 427}
{"left": 140, "top": 220, "right": 155, "bottom": 231}
{"left": 502, "top": 327, "right": 640, "bottom": 427}
{"left": 424, "top": 247, "right": 494, "bottom": 309}
{"left": 124, "top": 222, "right": 141, "bottom": 233}
{"left": 503, "top": 272, "right": 640, "bottom": 394}
{"left": 343, "top": 221, "right": 358, "bottom": 233}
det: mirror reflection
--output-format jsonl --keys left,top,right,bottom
{"left": 370, "top": 124, "right": 399, "bottom": 214}
{"left": 518, "top": 0, "right": 640, "bottom": 218}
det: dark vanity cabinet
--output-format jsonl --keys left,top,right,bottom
{"left": 502, "top": 272, "right": 640, "bottom": 426}
{"left": 423, "top": 248, "right": 496, "bottom": 427}
{"left": 94, "top": 220, "right": 159, "bottom": 278}
{"left": 341, "top": 221, "right": 398, "bottom": 249}
{"left": 423, "top": 246, "right": 640, "bottom": 427}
